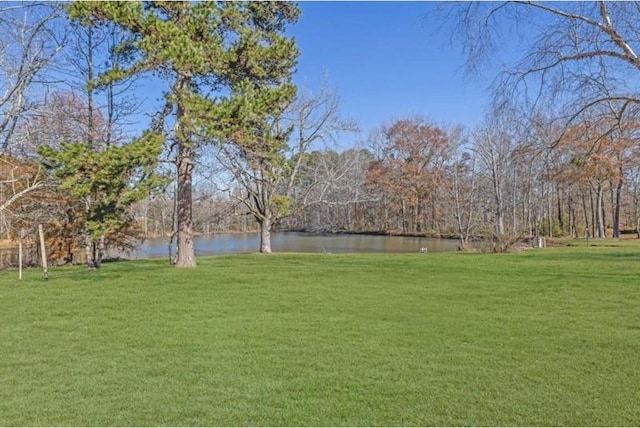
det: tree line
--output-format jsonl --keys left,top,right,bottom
{"left": 135, "top": 113, "right": 640, "bottom": 252}
{"left": 1, "top": 2, "right": 640, "bottom": 270}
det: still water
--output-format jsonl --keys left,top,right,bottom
{"left": 132, "top": 232, "right": 460, "bottom": 259}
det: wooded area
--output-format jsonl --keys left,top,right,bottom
{"left": 1, "top": 2, "right": 639, "bottom": 269}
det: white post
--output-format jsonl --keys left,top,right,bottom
{"left": 38, "top": 224, "right": 48, "bottom": 281}
{"left": 18, "top": 238, "right": 23, "bottom": 281}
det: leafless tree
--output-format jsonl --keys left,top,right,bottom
{"left": 442, "top": 128, "right": 478, "bottom": 250}
{"left": 287, "top": 147, "right": 380, "bottom": 233}
{"left": 472, "top": 123, "right": 511, "bottom": 237}
{"left": 215, "top": 81, "right": 358, "bottom": 253}
{"left": 61, "top": 20, "right": 142, "bottom": 149}
{"left": 0, "top": 4, "right": 65, "bottom": 241}
{"left": 446, "top": 1, "right": 640, "bottom": 141}
{"left": 0, "top": 3, "right": 66, "bottom": 154}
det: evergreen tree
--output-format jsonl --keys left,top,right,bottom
{"left": 68, "top": 1, "right": 299, "bottom": 267}
{"left": 38, "top": 132, "right": 165, "bottom": 268}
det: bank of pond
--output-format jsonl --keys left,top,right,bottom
{"left": 1, "top": 232, "right": 466, "bottom": 268}
{"left": 5, "top": 230, "right": 633, "bottom": 269}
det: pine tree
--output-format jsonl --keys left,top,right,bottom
{"left": 38, "top": 132, "right": 165, "bottom": 268}
{"left": 68, "top": 1, "right": 299, "bottom": 267}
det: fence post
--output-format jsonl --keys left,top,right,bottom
{"left": 38, "top": 224, "right": 48, "bottom": 281}
{"left": 18, "top": 239, "right": 22, "bottom": 280}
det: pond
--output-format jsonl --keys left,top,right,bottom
{"left": 131, "top": 232, "right": 461, "bottom": 259}
{"left": 0, "top": 232, "right": 463, "bottom": 267}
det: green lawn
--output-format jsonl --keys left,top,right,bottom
{"left": 1, "top": 246, "right": 639, "bottom": 426}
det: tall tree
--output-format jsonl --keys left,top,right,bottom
{"left": 215, "top": 83, "right": 296, "bottom": 253}
{"left": 215, "top": 82, "right": 356, "bottom": 253}
{"left": 473, "top": 123, "right": 512, "bottom": 237}
{"left": 68, "top": 1, "right": 299, "bottom": 266}
{"left": 367, "top": 118, "right": 452, "bottom": 234}
{"left": 442, "top": 132, "right": 478, "bottom": 250}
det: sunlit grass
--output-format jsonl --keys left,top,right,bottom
{"left": 1, "top": 245, "right": 639, "bottom": 425}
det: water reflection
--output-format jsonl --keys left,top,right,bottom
{"left": 132, "top": 232, "right": 460, "bottom": 259}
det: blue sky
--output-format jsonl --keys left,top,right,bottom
{"left": 289, "top": 2, "right": 492, "bottom": 141}
{"left": 118, "top": 2, "right": 496, "bottom": 147}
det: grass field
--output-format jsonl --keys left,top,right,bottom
{"left": 1, "top": 244, "right": 639, "bottom": 426}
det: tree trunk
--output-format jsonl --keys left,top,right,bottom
{"left": 84, "top": 197, "right": 96, "bottom": 269}
{"left": 259, "top": 216, "right": 272, "bottom": 253}
{"left": 556, "top": 184, "right": 564, "bottom": 233}
{"left": 414, "top": 197, "right": 420, "bottom": 233}
{"left": 401, "top": 199, "right": 407, "bottom": 233}
{"left": 96, "top": 234, "right": 105, "bottom": 268}
{"left": 496, "top": 210, "right": 505, "bottom": 236}
{"left": 85, "top": 239, "right": 95, "bottom": 268}
{"left": 581, "top": 190, "right": 590, "bottom": 238}
{"left": 491, "top": 156, "right": 505, "bottom": 236}
{"left": 494, "top": 179, "right": 504, "bottom": 236}
{"left": 613, "top": 174, "right": 623, "bottom": 238}
{"left": 175, "top": 141, "right": 196, "bottom": 267}
{"left": 172, "top": 75, "right": 196, "bottom": 268}
{"left": 568, "top": 192, "right": 576, "bottom": 238}
{"left": 589, "top": 188, "right": 596, "bottom": 238}
{"left": 595, "top": 183, "right": 605, "bottom": 238}
{"left": 547, "top": 193, "right": 553, "bottom": 238}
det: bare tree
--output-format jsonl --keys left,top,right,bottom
{"left": 446, "top": 2, "right": 640, "bottom": 140}
{"left": 215, "top": 81, "right": 357, "bottom": 253}
{"left": 0, "top": 4, "right": 65, "bottom": 242}
{"left": 442, "top": 128, "right": 478, "bottom": 250}
{"left": 0, "top": 3, "right": 65, "bottom": 154}
{"left": 287, "top": 147, "right": 380, "bottom": 233}
{"left": 61, "top": 20, "right": 142, "bottom": 149}
{"left": 472, "top": 123, "right": 511, "bottom": 237}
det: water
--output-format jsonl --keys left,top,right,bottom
{"left": 130, "top": 232, "right": 461, "bottom": 259}
{"left": 0, "top": 233, "right": 462, "bottom": 266}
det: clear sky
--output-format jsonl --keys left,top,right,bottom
{"left": 288, "top": 2, "right": 492, "bottom": 142}
{"left": 118, "top": 2, "right": 495, "bottom": 148}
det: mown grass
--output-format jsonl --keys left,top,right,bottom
{"left": 1, "top": 244, "right": 639, "bottom": 426}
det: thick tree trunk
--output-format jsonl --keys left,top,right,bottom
{"left": 259, "top": 216, "right": 272, "bottom": 253}
{"left": 175, "top": 141, "right": 196, "bottom": 267}
{"left": 173, "top": 76, "right": 196, "bottom": 268}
